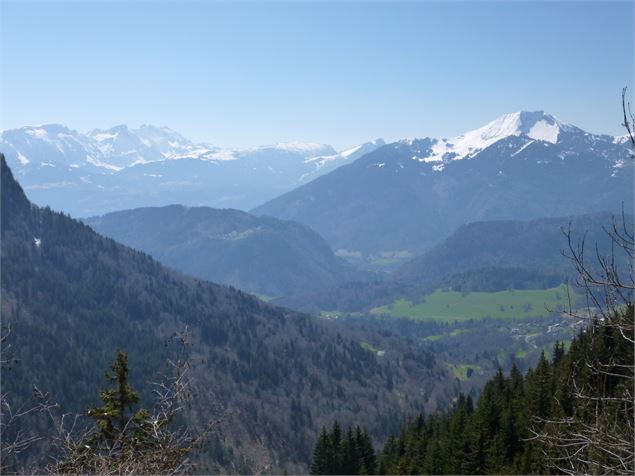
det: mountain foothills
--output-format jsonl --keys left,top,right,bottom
{"left": 85, "top": 205, "right": 368, "bottom": 299}
{"left": 0, "top": 123, "right": 384, "bottom": 216}
{"left": 277, "top": 212, "right": 619, "bottom": 314}
{"left": 0, "top": 155, "right": 458, "bottom": 473}
{"left": 254, "top": 112, "right": 633, "bottom": 261}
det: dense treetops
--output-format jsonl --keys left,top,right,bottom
{"left": 85, "top": 204, "right": 367, "bottom": 298}
{"left": 312, "top": 304, "right": 634, "bottom": 475}
{"left": 0, "top": 155, "right": 449, "bottom": 473}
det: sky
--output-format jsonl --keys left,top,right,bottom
{"left": 1, "top": 0, "right": 633, "bottom": 149}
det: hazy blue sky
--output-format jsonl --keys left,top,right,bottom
{"left": 1, "top": 1, "right": 633, "bottom": 149}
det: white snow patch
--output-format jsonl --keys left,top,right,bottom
{"left": 194, "top": 149, "right": 236, "bottom": 161}
{"left": 304, "top": 154, "right": 339, "bottom": 167}
{"left": 17, "top": 152, "right": 30, "bottom": 165}
{"left": 527, "top": 120, "right": 559, "bottom": 143}
{"left": 129, "top": 159, "right": 149, "bottom": 167}
{"left": 26, "top": 128, "right": 49, "bottom": 139}
{"left": 86, "top": 155, "right": 122, "bottom": 171}
{"left": 340, "top": 144, "right": 363, "bottom": 158}
{"left": 511, "top": 140, "right": 535, "bottom": 157}
{"left": 93, "top": 131, "right": 119, "bottom": 142}
{"left": 271, "top": 141, "right": 329, "bottom": 153}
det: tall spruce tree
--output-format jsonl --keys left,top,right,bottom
{"left": 86, "top": 351, "right": 148, "bottom": 447}
{"left": 311, "top": 427, "right": 333, "bottom": 475}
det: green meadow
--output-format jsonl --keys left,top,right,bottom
{"left": 370, "top": 284, "right": 575, "bottom": 323}
{"left": 423, "top": 328, "right": 468, "bottom": 341}
{"left": 446, "top": 363, "right": 482, "bottom": 380}
{"left": 359, "top": 341, "right": 379, "bottom": 353}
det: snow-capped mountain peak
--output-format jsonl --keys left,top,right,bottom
{"left": 480, "top": 111, "right": 571, "bottom": 143}
{"left": 415, "top": 111, "right": 576, "bottom": 164}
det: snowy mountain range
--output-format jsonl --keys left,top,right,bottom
{"left": 2, "top": 111, "right": 631, "bottom": 233}
{"left": 0, "top": 124, "right": 383, "bottom": 216}
{"left": 254, "top": 111, "right": 634, "bottom": 261}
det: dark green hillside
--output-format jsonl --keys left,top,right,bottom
{"left": 0, "top": 155, "right": 451, "bottom": 473}
{"left": 85, "top": 205, "right": 368, "bottom": 299}
{"left": 395, "top": 214, "right": 617, "bottom": 287}
{"left": 312, "top": 305, "right": 634, "bottom": 475}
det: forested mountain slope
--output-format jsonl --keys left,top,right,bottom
{"left": 0, "top": 155, "right": 450, "bottom": 473}
{"left": 394, "top": 213, "right": 617, "bottom": 286}
{"left": 85, "top": 205, "right": 368, "bottom": 298}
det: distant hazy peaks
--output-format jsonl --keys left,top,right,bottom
{"left": 6, "top": 123, "right": 77, "bottom": 139}
{"left": 298, "top": 139, "right": 386, "bottom": 178}
{"left": 267, "top": 141, "right": 335, "bottom": 154}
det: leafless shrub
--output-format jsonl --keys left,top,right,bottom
{"left": 528, "top": 93, "right": 634, "bottom": 475}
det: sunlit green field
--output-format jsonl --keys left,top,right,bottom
{"left": 370, "top": 284, "right": 576, "bottom": 323}
{"left": 446, "top": 363, "right": 482, "bottom": 380}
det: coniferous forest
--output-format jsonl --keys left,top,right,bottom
{"left": 311, "top": 305, "right": 634, "bottom": 474}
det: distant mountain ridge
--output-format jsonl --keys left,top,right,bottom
{"left": 254, "top": 111, "right": 633, "bottom": 259}
{"left": 85, "top": 205, "right": 370, "bottom": 298}
{"left": 0, "top": 124, "right": 384, "bottom": 216}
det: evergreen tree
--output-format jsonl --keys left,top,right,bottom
{"left": 311, "top": 427, "right": 333, "bottom": 475}
{"left": 310, "top": 423, "right": 376, "bottom": 475}
{"left": 355, "top": 427, "right": 376, "bottom": 475}
{"left": 86, "top": 351, "right": 148, "bottom": 447}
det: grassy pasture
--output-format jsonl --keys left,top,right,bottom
{"left": 370, "top": 284, "right": 575, "bottom": 323}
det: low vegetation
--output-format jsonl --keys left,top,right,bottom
{"left": 370, "top": 284, "right": 576, "bottom": 322}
